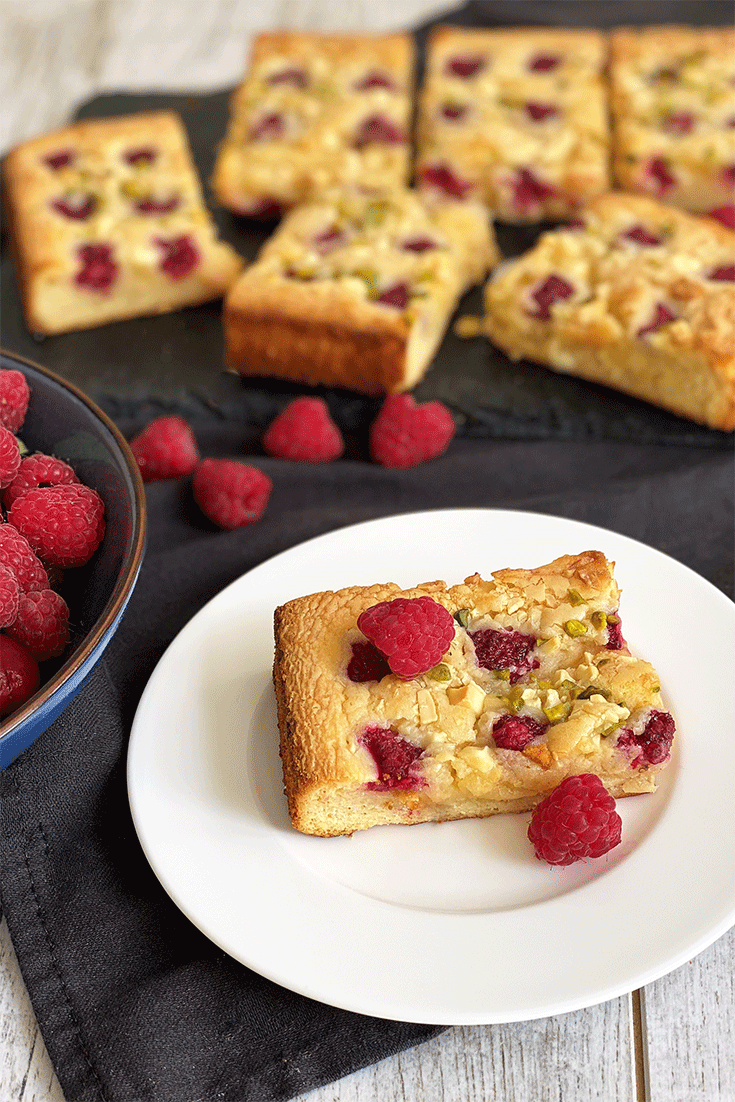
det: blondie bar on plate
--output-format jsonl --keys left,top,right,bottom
{"left": 610, "top": 25, "right": 735, "bottom": 215}
{"left": 212, "top": 31, "right": 414, "bottom": 217}
{"left": 2, "top": 112, "right": 243, "bottom": 335}
{"left": 274, "top": 551, "right": 675, "bottom": 837}
{"left": 415, "top": 25, "right": 610, "bottom": 222}
{"left": 224, "top": 186, "right": 498, "bottom": 393}
{"left": 483, "top": 192, "right": 735, "bottom": 430}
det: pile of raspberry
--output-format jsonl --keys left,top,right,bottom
{"left": 1, "top": 369, "right": 106, "bottom": 718}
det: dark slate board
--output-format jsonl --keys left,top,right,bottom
{"left": 1, "top": 0, "right": 733, "bottom": 446}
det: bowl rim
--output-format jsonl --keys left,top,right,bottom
{"left": 0, "top": 349, "right": 147, "bottom": 740}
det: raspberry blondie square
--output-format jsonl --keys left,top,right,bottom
{"left": 274, "top": 551, "right": 675, "bottom": 837}
{"left": 483, "top": 192, "right": 735, "bottom": 430}
{"left": 224, "top": 187, "right": 498, "bottom": 393}
{"left": 212, "top": 31, "right": 414, "bottom": 217}
{"left": 610, "top": 25, "right": 735, "bottom": 215}
{"left": 2, "top": 112, "right": 243, "bottom": 335}
{"left": 415, "top": 25, "right": 610, "bottom": 222}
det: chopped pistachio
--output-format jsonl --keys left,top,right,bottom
{"left": 566, "top": 588, "right": 586, "bottom": 607}
{"left": 426, "top": 662, "right": 451, "bottom": 682}
{"left": 543, "top": 701, "right": 572, "bottom": 723}
{"left": 507, "top": 686, "right": 524, "bottom": 714}
{"left": 361, "top": 199, "right": 392, "bottom": 227}
{"left": 564, "top": 619, "right": 588, "bottom": 637}
{"left": 600, "top": 721, "right": 624, "bottom": 738}
{"left": 652, "top": 684, "right": 661, "bottom": 694}
{"left": 454, "top": 608, "right": 470, "bottom": 628}
{"left": 606, "top": 614, "right": 620, "bottom": 625}
{"left": 578, "top": 685, "right": 610, "bottom": 700}
{"left": 492, "top": 669, "right": 511, "bottom": 682}
{"left": 590, "top": 610, "right": 607, "bottom": 631}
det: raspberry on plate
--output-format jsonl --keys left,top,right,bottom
{"left": 0, "top": 425, "right": 22, "bottom": 488}
{"left": 9, "top": 483, "right": 105, "bottom": 567}
{"left": 0, "top": 369, "right": 30, "bottom": 433}
{"left": 263, "top": 398, "right": 344, "bottom": 462}
{"left": 0, "top": 563, "right": 21, "bottom": 628}
{"left": 369, "top": 394, "right": 455, "bottom": 469}
{"left": 357, "top": 594, "right": 456, "bottom": 680}
{"left": 0, "top": 634, "right": 40, "bottom": 717}
{"left": 4, "top": 453, "right": 80, "bottom": 508}
{"left": 527, "top": 774, "right": 623, "bottom": 866}
{"left": 0, "top": 524, "right": 50, "bottom": 592}
{"left": 192, "top": 459, "right": 272, "bottom": 529}
{"left": 6, "top": 588, "right": 70, "bottom": 661}
{"left": 129, "top": 415, "right": 199, "bottom": 481}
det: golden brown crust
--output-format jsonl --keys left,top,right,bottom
{"left": 224, "top": 187, "right": 498, "bottom": 393}
{"left": 416, "top": 25, "right": 611, "bottom": 222}
{"left": 212, "top": 31, "right": 415, "bottom": 214}
{"left": 609, "top": 26, "right": 735, "bottom": 213}
{"left": 483, "top": 192, "right": 735, "bottom": 430}
{"left": 273, "top": 551, "right": 673, "bottom": 837}
{"left": 3, "top": 111, "right": 243, "bottom": 334}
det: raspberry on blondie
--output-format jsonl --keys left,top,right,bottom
{"left": 224, "top": 186, "right": 498, "bottom": 393}
{"left": 212, "top": 31, "right": 414, "bottom": 217}
{"left": 610, "top": 25, "right": 735, "bottom": 215}
{"left": 274, "top": 551, "right": 675, "bottom": 837}
{"left": 2, "top": 112, "right": 243, "bottom": 335}
{"left": 482, "top": 192, "right": 735, "bottom": 430}
{"left": 415, "top": 25, "right": 611, "bottom": 222}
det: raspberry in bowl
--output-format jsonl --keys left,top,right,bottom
{"left": 0, "top": 351, "right": 146, "bottom": 768}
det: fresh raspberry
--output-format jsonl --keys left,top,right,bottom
{"left": 44, "top": 149, "right": 75, "bottom": 170}
{"left": 311, "top": 226, "right": 346, "bottom": 253}
{"left": 9, "top": 484, "right": 105, "bottom": 567}
{"left": 527, "top": 774, "right": 622, "bottom": 866}
{"left": 617, "top": 710, "right": 675, "bottom": 767}
{"left": 0, "top": 635, "right": 40, "bottom": 717}
{"left": 357, "top": 595, "right": 455, "bottom": 680}
{"left": 4, "top": 453, "right": 80, "bottom": 508}
{"left": 0, "top": 426, "right": 21, "bottom": 488}
{"left": 263, "top": 398, "right": 344, "bottom": 462}
{"left": 492, "top": 714, "right": 547, "bottom": 750}
{"left": 129, "top": 415, "right": 199, "bottom": 481}
{"left": 359, "top": 726, "right": 425, "bottom": 790}
{"left": 440, "top": 103, "right": 469, "bottom": 122}
{"left": 470, "top": 628, "right": 539, "bottom": 683}
{"left": 6, "top": 589, "right": 70, "bottom": 660}
{"left": 707, "top": 204, "right": 735, "bottom": 230}
{"left": 134, "top": 194, "right": 180, "bottom": 215}
{"left": 0, "top": 525, "right": 49, "bottom": 592}
{"left": 369, "top": 394, "right": 455, "bottom": 469}
{"left": 346, "top": 640, "right": 391, "bottom": 682}
{"left": 0, "top": 563, "right": 20, "bottom": 628}
{"left": 192, "top": 459, "right": 272, "bottom": 529}
{"left": 720, "top": 164, "right": 735, "bottom": 188}
{"left": 0, "top": 369, "right": 30, "bottom": 433}
{"left": 401, "top": 235, "right": 438, "bottom": 253}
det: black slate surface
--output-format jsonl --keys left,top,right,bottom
{"left": 1, "top": 0, "right": 733, "bottom": 448}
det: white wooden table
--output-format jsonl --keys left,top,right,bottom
{"left": 1, "top": 3, "right": 734, "bottom": 1100}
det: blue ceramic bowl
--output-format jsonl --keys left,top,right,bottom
{"left": 0, "top": 351, "right": 146, "bottom": 769}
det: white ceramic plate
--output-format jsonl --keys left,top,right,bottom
{"left": 127, "top": 509, "right": 735, "bottom": 1025}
